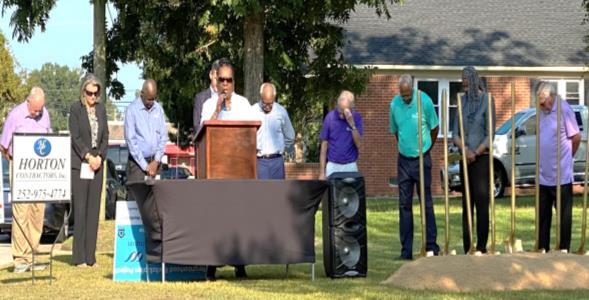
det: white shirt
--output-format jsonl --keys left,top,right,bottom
{"left": 252, "top": 101, "right": 295, "bottom": 156}
{"left": 200, "top": 92, "right": 257, "bottom": 124}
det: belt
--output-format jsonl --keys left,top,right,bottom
{"left": 257, "top": 153, "right": 282, "bottom": 159}
{"left": 130, "top": 154, "right": 155, "bottom": 164}
{"left": 399, "top": 149, "right": 431, "bottom": 161}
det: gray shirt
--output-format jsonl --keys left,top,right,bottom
{"left": 452, "top": 92, "right": 496, "bottom": 152}
{"left": 252, "top": 101, "right": 295, "bottom": 156}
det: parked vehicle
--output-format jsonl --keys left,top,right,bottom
{"left": 160, "top": 164, "right": 193, "bottom": 180}
{"left": 1, "top": 157, "right": 128, "bottom": 237}
{"left": 442, "top": 105, "right": 588, "bottom": 197}
{"left": 107, "top": 144, "right": 129, "bottom": 183}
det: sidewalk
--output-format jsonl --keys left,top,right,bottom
{"left": 0, "top": 243, "right": 63, "bottom": 270}
{"left": 0, "top": 243, "right": 12, "bottom": 270}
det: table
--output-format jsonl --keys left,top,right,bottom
{"left": 150, "top": 180, "right": 327, "bottom": 272}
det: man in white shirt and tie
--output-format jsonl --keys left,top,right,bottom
{"left": 253, "top": 82, "right": 295, "bottom": 179}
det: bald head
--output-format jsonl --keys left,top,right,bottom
{"left": 260, "top": 83, "right": 276, "bottom": 104}
{"left": 27, "top": 87, "right": 45, "bottom": 118}
{"left": 398, "top": 74, "right": 413, "bottom": 104}
{"left": 141, "top": 79, "right": 158, "bottom": 109}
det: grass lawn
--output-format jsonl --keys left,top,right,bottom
{"left": 2, "top": 196, "right": 589, "bottom": 299}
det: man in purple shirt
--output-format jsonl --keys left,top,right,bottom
{"left": 319, "top": 90, "right": 363, "bottom": 179}
{"left": 0, "top": 87, "right": 51, "bottom": 273}
{"left": 537, "top": 82, "right": 581, "bottom": 252}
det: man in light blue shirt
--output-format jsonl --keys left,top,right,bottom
{"left": 123, "top": 79, "right": 168, "bottom": 263}
{"left": 124, "top": 79, "right": 168, "bottom": 180}
{"left": 253, "top": 83, "right": 295, "bottom": 179}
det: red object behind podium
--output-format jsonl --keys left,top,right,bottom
{"left": 195, "top": 120, "right": 261, "bottom": 179}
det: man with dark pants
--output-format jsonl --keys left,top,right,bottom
{"left": 124, "top": 79, "right": 168, "bottom": 263}
{"left": 452, "top": 66, "right": 496, "bottom": 254}
{"left": 200, "top": 59, "right": 250, "bottom": 280}
{"left": 389, "top": 74, "right": 440, "bottom": 260}
{"left": 253, "top": 82, "right": 295, "bottom": 179}
{"left": 536, "top": 82, "right": 580, "bottom": 252}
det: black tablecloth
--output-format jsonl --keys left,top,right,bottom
{"left": 151, "top": 180, "right": 327, "bottom": 266}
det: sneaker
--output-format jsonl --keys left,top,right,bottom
{"left": 13, "top": 264, "right": 30, "bottom": 273}
{"left": 31, "top": 263, "right": 47, "bottom": 271}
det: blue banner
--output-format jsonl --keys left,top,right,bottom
{"left": 112, "top": 201, "right": 205, "bottom": 282}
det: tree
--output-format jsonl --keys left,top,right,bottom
{"left": 3, "top": 1, "right": 400, "bottom": 160}
{"left": 89, "top": 0, "right": 398, "bottom": 159}
{"left": 1, "top": 0, "right": 56, "bottom": 42}
{"left": 0, "top": 31, "right": 27, "bottom": 125}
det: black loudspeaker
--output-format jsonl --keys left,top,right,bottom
{"left": 323, "top": 172, "right": 367, "bottom": 278}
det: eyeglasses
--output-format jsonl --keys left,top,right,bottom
{"left": 218, "top": 77, "right": 233, "bottom": 84}
{"left": 85, "top": 90, "right": 100, "bottom": 97}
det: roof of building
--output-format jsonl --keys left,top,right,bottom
{"left": 342, "top": 0, "right": 589, "bottom": 67}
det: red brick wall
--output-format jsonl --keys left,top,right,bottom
{"left": 285, "top": 163, "right": 320, "bottom": 179}
{"left": 354, "top": 75, "right": 532, "bottom": 197}
{"left": 283, "top": 75, "right": 533, "bottom": 197}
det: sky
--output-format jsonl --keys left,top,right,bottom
{"left": 0, "top": 0, "right": 142, "bottom": 109}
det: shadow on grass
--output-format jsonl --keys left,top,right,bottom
{"left": 53, "top": 254, "right": 73, "bottom": 265}
{"left": 1, "top": 275, "right": 53, "bottom": 284}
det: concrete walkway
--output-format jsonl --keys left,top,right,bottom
{"left": 0, "top": 243, "right": 12, "bottom": 270}
{"left": 0, "top": 242, "right": 63, "bottom": 270}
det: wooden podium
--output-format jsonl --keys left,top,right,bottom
{"left": 195, "top": 120, "right": 261, "bottom": 179}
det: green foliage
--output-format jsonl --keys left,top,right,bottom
{"left": 94, "top": 0, "right": 395, "bottom": 159}
{"left": 1, "top": 0, "right": 398, "bottom": 159}
{"left": 0, "top": 31, "right": 27, "bottom": 125}
{"left": 0, "top": 0, "right": 56, "bottom": 42}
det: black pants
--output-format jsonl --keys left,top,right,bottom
{"left": 459, "top": 154, "right": 490, "bottom": 254}
{"left": 538, "top": 183, "right": 573, "bottom": 252}
{"left": 126, "top": 158, "right": 163, "bottom": 263}
{"left": 397, "top": 152, "right": 439, "bottom": 258}
{"left": 72, "top": 167, "right": 104, "bottom": 265}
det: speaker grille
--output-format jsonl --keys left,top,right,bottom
{"left": 336, "top": 186, "right": 360, "bottom": 218}
{"left": 336, "top": 236, "right": 361, "bottom": 268}
{"left": 323, "top": 172, "right": 367, "bottom": 278}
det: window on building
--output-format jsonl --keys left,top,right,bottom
{"left": 542, "top": 79, "right": 585, "bottom": 106}
{"left": 415, "top": 78, "right": 462, "bottom": 137}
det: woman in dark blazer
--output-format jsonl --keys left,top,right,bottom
{"left": 68, "top": 74, "right": 109, "bottom": 267}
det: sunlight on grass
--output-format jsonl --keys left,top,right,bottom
{"left": 1, "top": 196, "right": 589, "bottom": 299}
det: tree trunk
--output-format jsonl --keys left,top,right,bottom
{"left": 243, "top": 11, "right": 264, "bottom": 104}
{"left": 93, "top": 0, "right": 107, "bottom": 221}
{"left": 93, "top": 0, "right": 106, "bottom": 105}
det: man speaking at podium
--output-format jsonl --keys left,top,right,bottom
{"left": 199, "top": 59, "right": 252, "bottom": 280}
{"left": 200, "top": 59, "right": 255, "bottom": 123}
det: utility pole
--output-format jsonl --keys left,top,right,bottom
{"left": 93, "top": 0, "right": 107, "bottom": 221}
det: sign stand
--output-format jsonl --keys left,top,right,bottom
{"left": 12, "top": 207, "right": 69, "bottom": 284}
{"left": 11, "top": 133, "right": 71, "bottom": 284}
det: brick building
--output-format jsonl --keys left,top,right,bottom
{"left": 290, "top": 0, "right": 588, "bottom": 197}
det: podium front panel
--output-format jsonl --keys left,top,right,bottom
{"left": 205, "top": 126, "right": 257, "bottom": 179}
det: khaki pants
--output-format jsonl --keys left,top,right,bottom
{"left": 12, "top": 203, "right": 45, "bottom": 265}
{"left": 9, "top": 162, "right": 45, "bottom": 265}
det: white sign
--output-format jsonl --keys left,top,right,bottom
{"left": 11, "top": 134, "right": 71, "bottom": 202}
